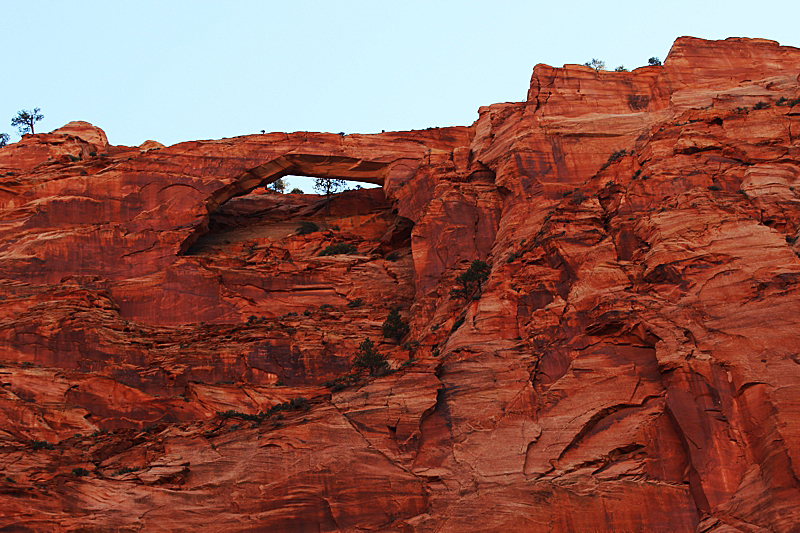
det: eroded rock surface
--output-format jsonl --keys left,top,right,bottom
{"left": 1, "top": 36, "right": 800, "bottom": 532}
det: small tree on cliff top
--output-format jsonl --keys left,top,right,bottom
{"left": 0, "top": 133, "right": 8, "bottom": 147}
{"left": 11, "top": 108, "right": 43, "bottom": 135}
{"left": 584, "top": 58, "right": 605, "bottom": 71}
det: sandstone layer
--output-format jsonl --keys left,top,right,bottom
{"left": 1, "top": 36, "right": 800, "bottom": 532}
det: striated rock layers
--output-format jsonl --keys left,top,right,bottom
{"left": 1, "top": 36, "right": 800, "bottom": 532}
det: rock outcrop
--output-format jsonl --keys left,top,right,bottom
{"left": 1, "top": 36, "right": 800, "bottom": 532}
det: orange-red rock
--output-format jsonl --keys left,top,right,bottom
{"left": 1, "top": 36, "right": 800, "bottom": 532}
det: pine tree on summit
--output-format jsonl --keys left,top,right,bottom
{"left": 11, "top": 108, "right": 43, "bottom": 135}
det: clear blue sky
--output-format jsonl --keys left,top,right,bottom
{"left": 2, "top": 0, "right": 798, "bottom": 191}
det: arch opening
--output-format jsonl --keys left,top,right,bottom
{"left": 280, "top": 175, "right": 381, "bottom": 194}
{"left": 179, "top": 154, "right": 412, "bottom": 258}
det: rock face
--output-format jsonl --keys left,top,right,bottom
{"left": 1, "top": 36, "right": 800, "bottom": 532}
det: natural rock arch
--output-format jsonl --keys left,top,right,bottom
{"left": 180, "top": 154, "right": 395, "bottom": 254}
{"left": 205, "top": 153, "right": 389, "bottom": 213}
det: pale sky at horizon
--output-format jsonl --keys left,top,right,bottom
{"left": 2, "top": 0, "right": 799, "bottom": 191}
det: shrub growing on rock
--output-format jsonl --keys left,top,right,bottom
{"left": 383, "top": 309, "right": 409, "bottom": 341}
{"left": 600, "top": 149, "right": 628, "bottom": 171}
{"left": 450, "top": 260, "right": 491, "bottom": 301}
{"left": 323, "top": 374, "right": 358, "bottom": 392}
{"left": 776, "top": 97, "right": 799, "bottom": 107}
{"left": 296, "top": 221, "right": 319, "bottom": 235}
{"left": 352, "top": 339, "right": 390, "bottom": 376}
{"left": 319, "top": 243, "right": 356, "bottom": 256}
{"left": 347, "top": 298, "right": 363, "bottom": 308}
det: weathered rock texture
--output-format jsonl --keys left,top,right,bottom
{"left": 1, "top": 36, "right": 800, "bottom": 532}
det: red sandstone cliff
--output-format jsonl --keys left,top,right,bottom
{"left": 1, "top": 36, "right": 800, "bottom": 532}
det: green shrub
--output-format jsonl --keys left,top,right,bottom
{"left": 347, "top": 298, "right": 363, "bottom": 308}
{"left": 290, "top": 187, "right": 304, "bottom": 194}
{"left": 323, "top": 374, "right": 358, "bottom": 391}
{"left": 648, "top": 57, "right": 662, "bottom": 66}
{"left": 600, "top": 149, "right": 628, "bottom": 171}
{"left": 383, "top": 309, "right": 409, "bottom": 341}
{"left": 352, "top": 338, "right": 390, "bottom": 376}
{"left": 113, "top": 466, "right": 139, "bottom": 476}
{"left": 584, "top": 58, "right": 605, "bottom": 71}
{"left": 707, "top": 185, "right": 722, "bottom": 191}
{"left": 450, "top": 260, "right": 491, "bottom": 300}
{"left": 72, "top": 468, "right": 89, "bottom": 477}
{"left": 753, "top": 101, "right": 770, "bottom": 110}
{"left": 296, "top": 221, "right": 319, "bottom": 235}
{"left": 268, "top": 178, "right": 287, "bottom": 193}
{"left": 30, "top": 440, "right": 54, "bottom": 451}
{"left": 216, "top": 397, "right": 310, "bottom": 424}
{"left": 319, "top": 243, "right": 356, "bottom": 256}
{"left": 402, "top": 340, "right": 420, "bottom": 354}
